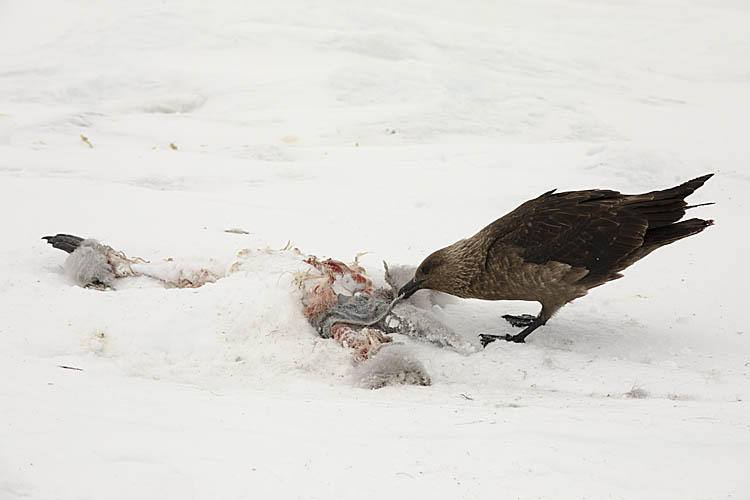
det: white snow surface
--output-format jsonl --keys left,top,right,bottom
{"left": 1, "top": 1, "right": 749, "bottom": 498}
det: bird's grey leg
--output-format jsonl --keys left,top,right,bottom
{"left": 502, "top": 314, "right": 537, "bottom": 328}
{"left": 479, "top": 316, "right": 548, "bottom": 346}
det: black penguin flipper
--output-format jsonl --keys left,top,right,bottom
{"left": 42, "top": 234, "right": 85, "bottom": 254}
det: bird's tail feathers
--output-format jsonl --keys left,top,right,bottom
{"left": 626, "top": 174, "right": 714, "bottom": 228}
{"left": 642, "top": 218, "right": 714, "bottom": 248}
{"left": 649, "top": 173, "right": 714, "bottom": 201}
{"left": 685, "top": 202, "right": 715, "bottom": 210}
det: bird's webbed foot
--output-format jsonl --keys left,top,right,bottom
{"left": 479, "top": 333, "right": 526, "bottom": 347}
{"left": 502, "top": 314, "right": 537, "bottom": 328}
{"left": 480, "top": 315, "right": 547, "bottom": 347}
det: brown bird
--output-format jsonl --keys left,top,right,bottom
{"left": 398, "top": 174, "right": 714, "bottom": 345}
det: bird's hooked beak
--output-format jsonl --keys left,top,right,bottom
{"left": 398, "top": 278, "right": 425, "bottom": 300}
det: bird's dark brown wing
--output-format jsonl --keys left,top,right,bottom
{"left": 480, "top": 189, "right": 648, "bottom": 281}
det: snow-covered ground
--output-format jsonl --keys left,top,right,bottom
{"left": 1, "top": 1, "right": 749, "bottom": 498}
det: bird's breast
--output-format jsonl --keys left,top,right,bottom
{"left": 465, "top": 250, "right": 588, "bottom": 303}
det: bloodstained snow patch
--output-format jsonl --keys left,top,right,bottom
{"left": 297, "top": 255, "right": 397, "bottom": 362}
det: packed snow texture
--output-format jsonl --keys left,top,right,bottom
{"left": 1, "top": 0, "right": 749, "bottom": 499}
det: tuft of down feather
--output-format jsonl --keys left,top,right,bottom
{"left": 353, "top": 344, "right": 431, "bottom": 389}
{"left": 62, "top": 239, "right": 115, "bottom": 288}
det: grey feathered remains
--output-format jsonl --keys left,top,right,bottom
{"left": 43, "top": 235, "right": 115, "bottom": 288}
{"left": 353, "top": 344, "right": 431, "bottom": 389}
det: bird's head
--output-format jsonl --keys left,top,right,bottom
{"left": 398, "top": 249, "right": 450, "bottom": 299}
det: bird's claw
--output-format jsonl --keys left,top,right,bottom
{"left": 479, "top": 333, "right": 527, "bottom": 347}
{"left": 502, "top": 314, "right": 537, "bottom": 328}
{"left": 479, "top": 334, "right": 498, "bottom": 347}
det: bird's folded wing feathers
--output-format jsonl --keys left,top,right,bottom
{"left": 482, "top": 190, "right": 648, "bottom": 276}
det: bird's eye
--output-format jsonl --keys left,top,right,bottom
{"left": 420, "top": 263, "right": 432, "bottom": 275}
